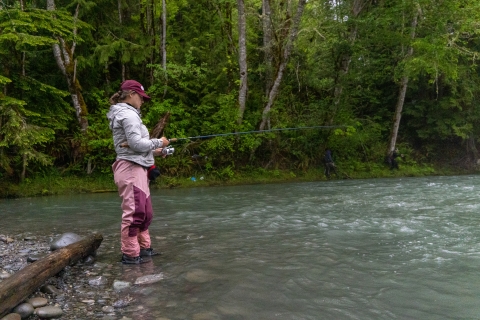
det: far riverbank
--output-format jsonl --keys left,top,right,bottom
{"left": 0, "top": 161, "right": 474, "bottom": 199}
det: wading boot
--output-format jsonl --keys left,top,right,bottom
{"left": 121, "top": 254, "right": 147, "bottom": 264}
{"left": 140, "top": 248, "right": 161, "bottom": 257}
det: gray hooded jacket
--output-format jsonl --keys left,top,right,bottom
{"left": 107, "top": 103, "right": 163, "bottom": 167}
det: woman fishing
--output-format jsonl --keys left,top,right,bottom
{"left": 107, "top": 79, "right": 169, "bottom": 264}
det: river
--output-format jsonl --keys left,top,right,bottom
{"left": 1, "top": 175, "right": 480, "bottom": 319}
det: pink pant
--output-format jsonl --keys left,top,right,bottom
{"left": 113, "top": 160, "right": 153, "bottom": 257}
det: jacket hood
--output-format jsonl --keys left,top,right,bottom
{"left": 107, "top": 103, "right": 139, "bottom": 130}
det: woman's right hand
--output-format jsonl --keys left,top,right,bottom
{"left": 160, "top": 136, "right": 169, "bottom": 147}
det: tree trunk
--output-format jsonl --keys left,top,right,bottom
{"left": 162, "top": 0, "right": 167, "bottom": 71}
{"left": 117, "top": 0, "right": 122, "bottom": 24}
{"left": 262, "top": 0, "right": 273, "bottom": 97}
{"left": 259, "top": 0, "right": 306, "bottom": 131}
{"left": 20, "top": 153, "right": 26, "bottom": 182}
{"left": 237, "top": 0, "right": 248, "bottom": 125}
{"left": 387, "top": 4, "right": 420, "bottom": 154}
{"left": 0, "top": 233, "right": 103, "bottom": 318}
{"left": 47, "top": 0, "right": 88, "bottom": 132}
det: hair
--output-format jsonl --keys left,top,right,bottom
{"left": 109, "top": 90, "right": 133, "bottom": 105}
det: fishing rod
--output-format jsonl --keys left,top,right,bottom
{"left": 168, "top": 125, "right": 346, "bottom": 142}
{"left": 120, "top": 125, "right": 346, "bottom": 150}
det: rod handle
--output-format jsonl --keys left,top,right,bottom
{"left": 168, "top": 138, "right": 178, "bottom": 143}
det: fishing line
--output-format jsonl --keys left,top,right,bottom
{"left": 169, "top": 125, "right": 345, "bottom": 142}
{"left": 121, "top": 125, "right": 346, "bottom": 148}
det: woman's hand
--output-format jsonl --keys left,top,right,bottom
{"left": 153, "top": 148, "right": 167, "bottom": 158}
{"left": 160, "top": 136, "right": 169, "bottom": 147}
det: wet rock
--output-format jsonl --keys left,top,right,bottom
{"left": 18, "top": 249, "right": 30, "bottom": 256}
{"left": 81, "top": 299, "right": 95, "bottom": 304}
{"left": 0, "top": 235, "right": 14, "bottom": 243}
{"left": 49, "top": 233, "right": 83, "bottom": 251}
{"left": 40, "top": 284, "right": 62, "bottom": 295}
{"left": 134, "top": 273, "right": 164, "bottom": 285}
{"left": 0, "top": 313, "right": 21, "bottom": 320}
{"left": 27, "top": 297, "right": 48, "bottom": 308}
{"left": 102, "top": 306, "right": 115, "bottom": 313}
{"left": 82, "top": 255, "right": 95, "bottom": 265}
{"left": 27, "top": 253, "right": 48, "bottom": 263}
{"left": 113, "top": 299, "right": 131, "bottom": 308}
{"left": 12, "top": 302, "right": 34, "bottom": 319}
{"left": 34, "top": 306, "right": 63, "bottom": 319}
{"left": 88, "top": 275, "right": 108, "bottom": 286}
{"left": 113, "top": 280, "right": 131, "bottom": 291}
{"left": 185, "top": 269, "right": 214, "bottom": 283}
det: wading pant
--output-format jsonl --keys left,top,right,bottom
{"left": 113, "top": 160, "right": 153, "bottom": 257}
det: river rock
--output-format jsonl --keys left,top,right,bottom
{"left": 185, "top": 269, "right": 214, "bottom": 283}
{"left": 88, "top": 275, "right": 108, "bottom": 286}
{"left": 0, "top": 235, "right": 14, "bottom": 243}
{"left": 134, "top": 273, "right": 164, "bottom": 285}
{"left": 27, "top": 297, "right": 48, "bottom": 308}
{"left": 102, "top": 306, "right": 115, "bottom": 313}
{"left": 0, "top": 271, "right": 11, "bottom": 279}
{"left": 113, "top": 280, "right": 131, "bottom": 291}
{"left": 50, "top": 233, "right": 83, "bottom": 251}
{"left": 27, "top": 253, "right": 48, "bottom": 263}
{"left": 0, "top": 313, "right": 21, "bottom": 320}
{"left": 12, "top": 302, "right": 34, "bottom": 318}
{"left": 113, "top": 299, "right": 131, "bottom": 308}
{"left": 40, "top": 284, "right": 62, "bottom": 295}
{"left": 34, "top": 306, "right": 63, "bottom": 319}
{"left": 82, "top": 255, "right": 95, "bottom": 265}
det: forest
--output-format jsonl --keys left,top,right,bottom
{"left": 1, "top": 0, "right": 480, "bottom": 186}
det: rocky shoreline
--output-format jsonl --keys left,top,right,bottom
{"left": 0, "top": 233, "right": 167, "bottom": 320}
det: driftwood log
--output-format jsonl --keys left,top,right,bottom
{"left": 150, "top": 111, "right": 170, "bottom": 139}
{"left": 120, "top": 112, "right": 172, "bottom": 149}
{"left": 0, "top": 233, "right": 103, "bottom": 317}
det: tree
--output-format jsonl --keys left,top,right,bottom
{"left": 387, "top": 2, "right": 421, "bottom": 154}
{"left": 259, "top": 0, "right": 307, "bottom": 130}
{"left": 46, "top": 0, "right": 90, "bottom": 132}
{"left": 237, "top": 0, "right": 248, "bottom": 124}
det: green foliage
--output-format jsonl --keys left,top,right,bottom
{"left": 0, "top": 95, "right": 54, "bottom": 178}
{"left": 1, "top": 0, "right": 480, "bottom": 188}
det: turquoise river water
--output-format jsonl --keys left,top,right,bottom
{"left": 1, "top": 175, "right": 480, "bottom": 319}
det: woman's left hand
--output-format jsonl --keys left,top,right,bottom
{"left": 153, "top": 148, "right": 167, "bottom": 158}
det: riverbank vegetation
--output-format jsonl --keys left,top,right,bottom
{"left": 1, "top": 0, "right": 480, "bottom": 199}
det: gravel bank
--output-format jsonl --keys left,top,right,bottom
{"left": 0, "top": 233, "right": 167, "bottom": 320}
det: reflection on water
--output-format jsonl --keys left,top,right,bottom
{"left": 2, "top": 176, "right": 480, "bottom": 319}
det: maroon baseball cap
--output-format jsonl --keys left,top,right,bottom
{"left": 120, "top": 80, "right": 151, "bottom": 101}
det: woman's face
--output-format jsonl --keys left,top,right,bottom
{"left": 124, "top": 91, "right": 144, "bottom": 109}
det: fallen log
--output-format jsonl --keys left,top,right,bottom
{"left": 0, "top": 233, "right": 103, "bottom": 317}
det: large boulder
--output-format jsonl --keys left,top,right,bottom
{"left": 50, "top": 233, "right": 83, "bottom": 251}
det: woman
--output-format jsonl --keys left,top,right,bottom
{"left": 107, "top": 79, "right": 169, "bottom": 264}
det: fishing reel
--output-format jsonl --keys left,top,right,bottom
{"left": 162, "top": 146, "right": 175, "bottom": 156}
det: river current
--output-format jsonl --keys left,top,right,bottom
{"left": 1, "top": 175, "right": 480, "bottom": 319}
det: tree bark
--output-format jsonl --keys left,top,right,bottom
{"left": 259, "top": 0, "right": 306, "bottom": 131}
{"left": 47, "top": 0, "right": 88, "bottom": 132}
{"left": 237, "top": 0, "right": 248, "bottom": 125}
{"left": 0, "top": 233, "right": 103, "bottom": 318}
{"left": 388, "top": 4, "right": 420, "bottom": 154}
{"left": 162, "top": 0, "right": 167, "bottom": 72}
{"left": 262, "top": 0, "right": 273, "bottom": 97}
